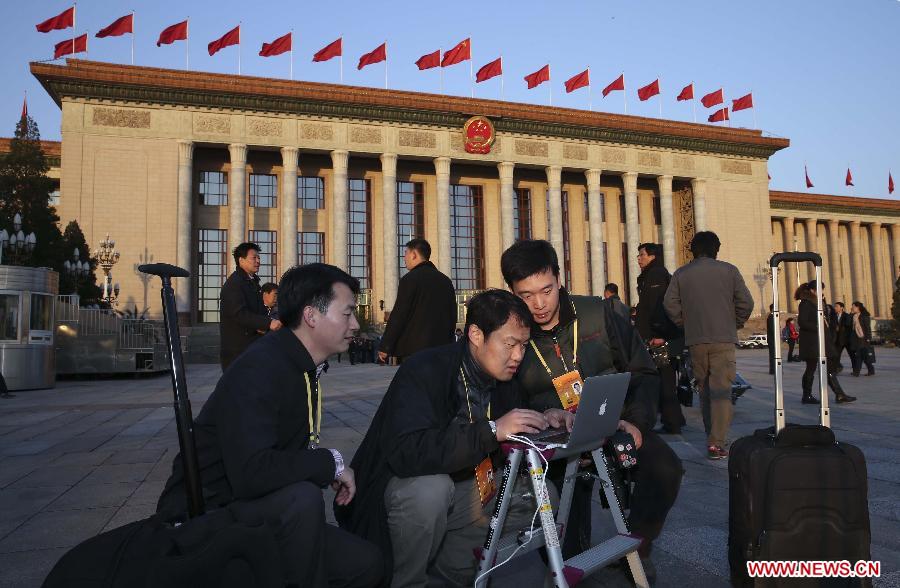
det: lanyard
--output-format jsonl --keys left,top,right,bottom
{"left": 459, "top": 367, "right": 491, "bottom": 423}
{"left": 529, "top": 318, "right": 578, "bottom": 377}
{"left": 304, "top": 372, "right": 322, "bottom": 449}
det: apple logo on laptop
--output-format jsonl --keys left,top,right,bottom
{"left": 598, "top": 398, "right": 608, "bottom": 416}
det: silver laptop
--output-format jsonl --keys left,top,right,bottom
{"left": 524, "top": 372, "right": 630, "bottom": 453}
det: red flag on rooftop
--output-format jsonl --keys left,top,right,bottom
{"left": 845, "top": 168, "right": 854, "bottom": 187}
{"left": 157, "top": 20, "right": 188, "bottom": 47}
{"left": 313, "top": 38, "right": 342, "bottom": 62}
{"left": 208, "top": 25, "right": 240, "bottom": 56}
{"left": 441, "top": 38, "right": 470, "bottom": 67}
{"left": 732, "top": 93, "right": 754, "bottom": 112}
{"left": 96, "top": 14, "right": 133, "bottom": 38}
{"left": 677, "top": 83, "right": 694, "bottom": 101}
{"left": 701, "top": 88, "right": 724, "bottom": 108}
{"left": 805, "top": 166, "right": 814, "bottom": 189}
{"left": 564, "top": 69, "right": 590, "bottom": 93}
{"left": 36, "top": 7, "right": 74, "bottom": 33}
{"left": 416, "top": 50, "right": 440, "bottom": 70}
{"left": 708, "top": 107, "right": 729, "bottom": 123}
{"left": 890, "top": 172, "right": 895, "bottom": 194}
{"left": 602, "top": 74, "right": 625, "bottom": 97}
{"left": 358, "top": 43, "right": 386, "bottom": 70}
{"left": 524, "top": 65, "right": 550, "bottom": 89}
{"left": 637, "top": 79, "right": 660, "bottom": 101}
{"left": 54, "top": 34, "right": 87, "bottom": 59}
{"left": 260, "top": 32, "right": 291, "bottom": 57}
{"left": 475, "top": 58, "right": 502, "bottom": 83}
{"left": 21, "top": 96, "right": 27, "bottom": 121}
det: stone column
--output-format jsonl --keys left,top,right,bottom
{"left": 546, "top": 165, "right": 564, "bottom": 275}
{"left": 498, "top": 162, "right": 515, "bottom": 252}
{"left": 434, "top": 157, "right": 452, "bottom": 275}
{"left": 826, "top": 220, "right": 843, "bottom": 303}
{"left": 871, "top": 222, "right": 888, "bottom": 316}
{"left": 175, "top": 140, "right": 194, "bottom": 318}
{"left": 330, "top": 150, "right": 349, "bottom": 271}
{"left": 280, "top": 147, "right": 299, "bottom": 270}
{"left": 228, "top": 143, "right": 248, "bottom": 255}
{"left": 657, "top": 174, "right": 676, "bottom": 272}
{"left": 804, "top": 218, "right": 818, "bottom": 282}
{"left": 585, "top": 169, "right": 606, "bottom": 295}
{"left": 782, "top": 217, "right": 797, "bottom": 312}
{"left": 623, "top": 172, "right": 640, "bottom": 304}
{"left": 381, "top": 153, "right": 399, "bottom": 311}
{"left": 691, "top": 177, "right": 708, "bottom": 232}
{"left": 848, "top": 221, "right": 864, "bottom": 305}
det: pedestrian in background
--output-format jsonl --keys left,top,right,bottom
{"left": 795, "top": 282, "right": 855, "bottom": 404}
{"left": 849, "top": 301, "right": 876, "bottom": 377}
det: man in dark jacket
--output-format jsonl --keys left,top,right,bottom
{"left": 157, "top": 264, "right": 382, "bottom": 588}
{"left": 339, "top": 290, "right": 573, "bottom": 587}
{"left": 833, "top": 301, "right": 853, "bottom": 370}
{"left": 636, "top": 243, "right": 685, "bottom": 435}
{"left": 378, "top": 239, "right": 456, "bottom": 364}
{"left": 796, "top": 282, "right": 855, "bottom": 403}
{"left": 219, "top": 242, "right": 281, "bottom": 370}
{"left": 603, "top": 282, "right": 631, "bottom": 321}
{"left": 501, "top": 239, "right": 683, "bottom": 574}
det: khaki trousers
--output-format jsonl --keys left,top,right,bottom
{"left": 690, "top": 342, "right": 736, "bottom": 447}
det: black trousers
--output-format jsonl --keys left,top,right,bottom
{"left": 801, "top": 358, "right": 845, "bottom": 398}
{"left": 228, "top": 482, "right": 383, "bottom": 588}
{"left": 851, "top": 347, "right": 875, "bottom": 374}
{"left": 658, "top": 362, "right": 686, "bottom": 431}
{"left": 787, "top": 339, "right": 797, "bottom": 360}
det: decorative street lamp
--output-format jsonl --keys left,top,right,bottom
{"left": 63, "top": 247, "right": 92, "bottom": 293}
{"left": 97, "top": 234, "right": 121, "bottom": 305}
{"left": 0, "top": 213, "right": 37, "bottom": 266}
{"left": 753, "top": 259, "right": 774, "bottom": 314}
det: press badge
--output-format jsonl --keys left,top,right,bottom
{"left": 475, "top": 457, "right": 497, "bottom": 506}
{"left": 552, "top": 370, "right": 584, "bottom": 411}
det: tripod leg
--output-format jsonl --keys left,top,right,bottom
{"left": 476, "top": 449, "right": 522, "bottom": 585}
{"left": 525, "top": 449, "right": 568, "bottom": 588}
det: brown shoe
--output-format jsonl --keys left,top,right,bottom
{"left": 707, "top": 445, "right": 729, "bottom": 460}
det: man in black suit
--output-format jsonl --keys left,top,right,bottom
{"left": 378, "top": 239, "right": 456, "bottom": 364}
{"left": 833, "top": 301, "right": 853, "bottom": 371}
{"left": 219, "top": 242, "right": 281, "bottom": 370}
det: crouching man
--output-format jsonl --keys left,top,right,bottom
{"left": 337, "top": 290, "right": 573, "bottom": 587}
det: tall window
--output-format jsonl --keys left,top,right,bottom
{"left": 397, "top": 181, "right": 425, "bottom": 278}
{"left": 513, "top": 188, "right": 532, "bottom": 241}
{"left": 199, "top": 171, "right": 228, "bottom": 206}
{"left": 450, "top": 185, "right": 485, "bottom": 290}
{"left": 621, "top": 242, "right": 631, "bottom": 305}
{"left": 653, "top": 195, "right": 662, "bottom": 225}
{"left": 348, "top": 179, "right": 372, "bottom": 289}
{"left": 298, "top": 232, "right": 325, "bottom": 265}
{"left": 197, "top": 229, "right": 228, "bottom": 323}
{"left": 619, "top": 194, "right": 626, "bottom": 224}
{"left": 602, "top": 242, "right": 609, "bottom": 288}
{"left": 298, "top": 176, "right": 325, "bottom": 210}
{"left": 561, "top": 191, "right": 571, "bottom": 288}
{"left": 250, "top": 173, "right": 277, "bottom": 208}
{"left": 249, "top": 230, "right": 277, "bottom": 285}
{"left": 586, "top": 241, "right": 593, "bottom": 296}
{"left": 583, "top": 192, "right": 607, "bottom": 223}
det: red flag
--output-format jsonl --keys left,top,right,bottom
{"left": 259, "top": 32, "right": 291, "bottom": 57}
{"left": 768, "top": 173, "right": 771, "bottom": 181}
{"left": 732, "top": 93, "right": 754, "bottom": 112}
{"left": 358, "top": 43, "right": 386, "bottom": 70}
{"left": 21, "top": 96, "right": 27, "bottom": 121}
{"left": 36, "top": 7, "right": 74, "bottom": 33}
{"left": 637, "top": 79, "right": 660, "bottom": 101}
{"left": 701, "top": 88, "right": 724, "bottom": 108}
{"left": 313, "top": 38, "right": 342, "bottom": 62}
{"left": 208, "top": 26, "right": 240, "bottom": 56}
{"left": 805, "top": 166, "right": 814, "bottom": 189}
{"left": 602, "top": 74, "right": 625, "bottom": 97}
{"left": 157, "top": 20, "right": 188, "bottom": 47}
{"left": 677, "top": 83, "right": 694, "bottom": 101}
{"left": 54, "top": 34, "right": 87, "bottom": 59}
{"left": 416, "top": 50, "right": 440, "bottom": 70}
{"left": 890, "top": 172, "right": 895, "bottom": 194}
{"left": 564, "top": 69, "right": 590, "bottom": 93}
{"left": 441, "top": 38, "right": 470, "bottom": 67}
{"left": 708, "top": 107, "right": 729, "bottom": 123}
{"left": 524, "top": 65, "right": 550, "bottom": 89}
{"left": 845, "top": 168, "right": 854, "bottom": 187}
{"left": 475, "top": 58, "right": 502, "bottom": 83}
{"left": 96, "top": 14, "right": 133, "bottom": 38}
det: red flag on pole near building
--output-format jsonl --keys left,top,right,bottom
{"left": 54, "top": 34, "right": 87, "bottom": 58}
{"left": 96, "top": 14, "right": 133, "bottom": 38}
{"left": 416, "top": 50, "right": 441, "bottom": 70}
{"left": 805, "top": 166, "right": 814, "bottom": 189}
{"left": 21, "top": 96, "right": 27, "bottom": 121}
{"left": 637, "top": 79, "right": 660, "bottom": 101}
{"left": 677, "top": 83, "right": 694, "bottom": 101}
{"left": 475, "top": 58, "right": 502, "bottom": 82}
{"left": 701, "top": 88, "right": 724, "bottom": 108}
{"left": 845, "top": 169, "right": 854, "bottom": 187}
{"left": 260, "top": 32, "right": 291, "bottom": 57}
{"left": 441, "top": 38, "right": 471, "bottom": 67}
{"left": 208, "top": 26, "right": 240, "bottom": 56}
{"left": 889, "top": 172, "right": 895, "bottom": 194}
{"left": 524, "top": 65, "right": 550, "bottom": 89}
{"left": 732, "top": 93, "right": 754, "bottom": 112}
{"left": 313, "top": 38, "right": 342, "bottom": 62}
{"left": 36, "top": 7, "right": 74, "bottom": 33}
{"left": 708, "top": 107, "right": 729, "bottom": 123}
{"left": 564, "top": 69, "right": 590, "bottom": 93}
{"left": 602, "top": 74, "right": 625, "bottom": 97}
{"left": 358, "top": 43, "right": 386, "bottom": 69}
{"left": 157, "top": 20, "right": 188, "bottom": 46}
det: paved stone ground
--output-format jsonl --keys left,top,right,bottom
{"left": 1, "top": 349, "right": 898, "bottom": 587}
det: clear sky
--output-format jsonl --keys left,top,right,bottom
{"left": 2, "top": 0, "right": 898, "bottom": 198}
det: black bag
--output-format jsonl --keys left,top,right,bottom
{"left": 728, "top": 253, "right": 871, "bottom": 587}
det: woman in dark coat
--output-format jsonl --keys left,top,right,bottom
{"left": 795, "top": 282, "right": 855, "bottom": 404}
{"left": 849, "top": 301, "right": 876, "bottom": 376}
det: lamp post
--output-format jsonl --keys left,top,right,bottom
{"left": 753, "top": 261, "right": 772, "bottom": 315}
{"left": 0, "top": 213, "right": 37, "bottom": 266}
{"left": 63, "top": 248, "right": 92, "bottom": 298}
{"left": 97, "top": 234, "right": 121, "bottom": 305}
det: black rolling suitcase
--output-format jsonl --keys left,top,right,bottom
{"left": 728, "top": 253, "right": 871, "bottom": 587}
{"left": 43, "top": 264, "right": 282, "bottom": 588}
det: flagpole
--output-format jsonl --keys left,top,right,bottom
{"left": 724, "top": 89, "right": 730, "bottom": 127}
{"left": 186, "top": 18, "right": 190, "bottom": 70}
{"left": 340, "top": 38, "right": 343, "bottom": 83}
{"left": 439, "top": 48, "right": 444, "bottom": 94}
{"left": 548, "top": 65, "right": 552, "bottom": 106}
{"left": 752, "top": 89, "right": 758, "bottom": 129}
{"left": 72, "top": 2, "right": 77, "bottom": 57}
{"left": 238, "top": 22, "right": 242, "bottom": 75}
{"left": 588, "top": 66, "right": 592, "bottom": 111}
{"left": 692, "top": 82, "right": 696, "bottom": 123}
{"left": 622, "top": 73, "right": 627, "bottom": 115}
{"left": 289, "top": 30, "right": 293, "bottom": 80}
{"left": 384, "top": 41, "right": 388, "bottom": 89}
{"left": 500, "top": 56, "right": 504, "bottom": 100}
{"left": 658, "top": 75, "right": 662, "bottom": 118}
{"left": 470, "top": 37, "right": 474, "bottom": 98}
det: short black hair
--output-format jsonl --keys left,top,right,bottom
{"left": 233, "top": 242, "right": 260, "bottom": 265}
{"left": 501, "top": 240, "right": 560, "bottom": 287}
{"left": 638, "top": 242, "right": 662, "bottom": 258}
{"left": 406, "top": 238, "right": 431, "bottom": 260}
{"left": 604, "top": 283, "right": 619, "bottom": 295}
{"left": 689, "top": 231, "right": 721, "bottom": 259}
{"left": 464, "top": 289, "right": 533, "bottom": 339}
{"left": 834, "top": 301, "right": 845, "bottom": 309}
{"left": 278, "top": 263, "right": 360, "bottom": 329}
{"left": 261, "top": 282, "right": 278, "bottom": 295}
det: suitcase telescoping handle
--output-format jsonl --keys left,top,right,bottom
{"left": 139, "top": 263, "right": 206, "bottom": 519}
{"left": 769, "top": 252, "right": 830, "bottom": 433}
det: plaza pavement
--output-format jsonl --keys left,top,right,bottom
{"left": 1, "top": 349, "right": 898, "bottom": 587}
